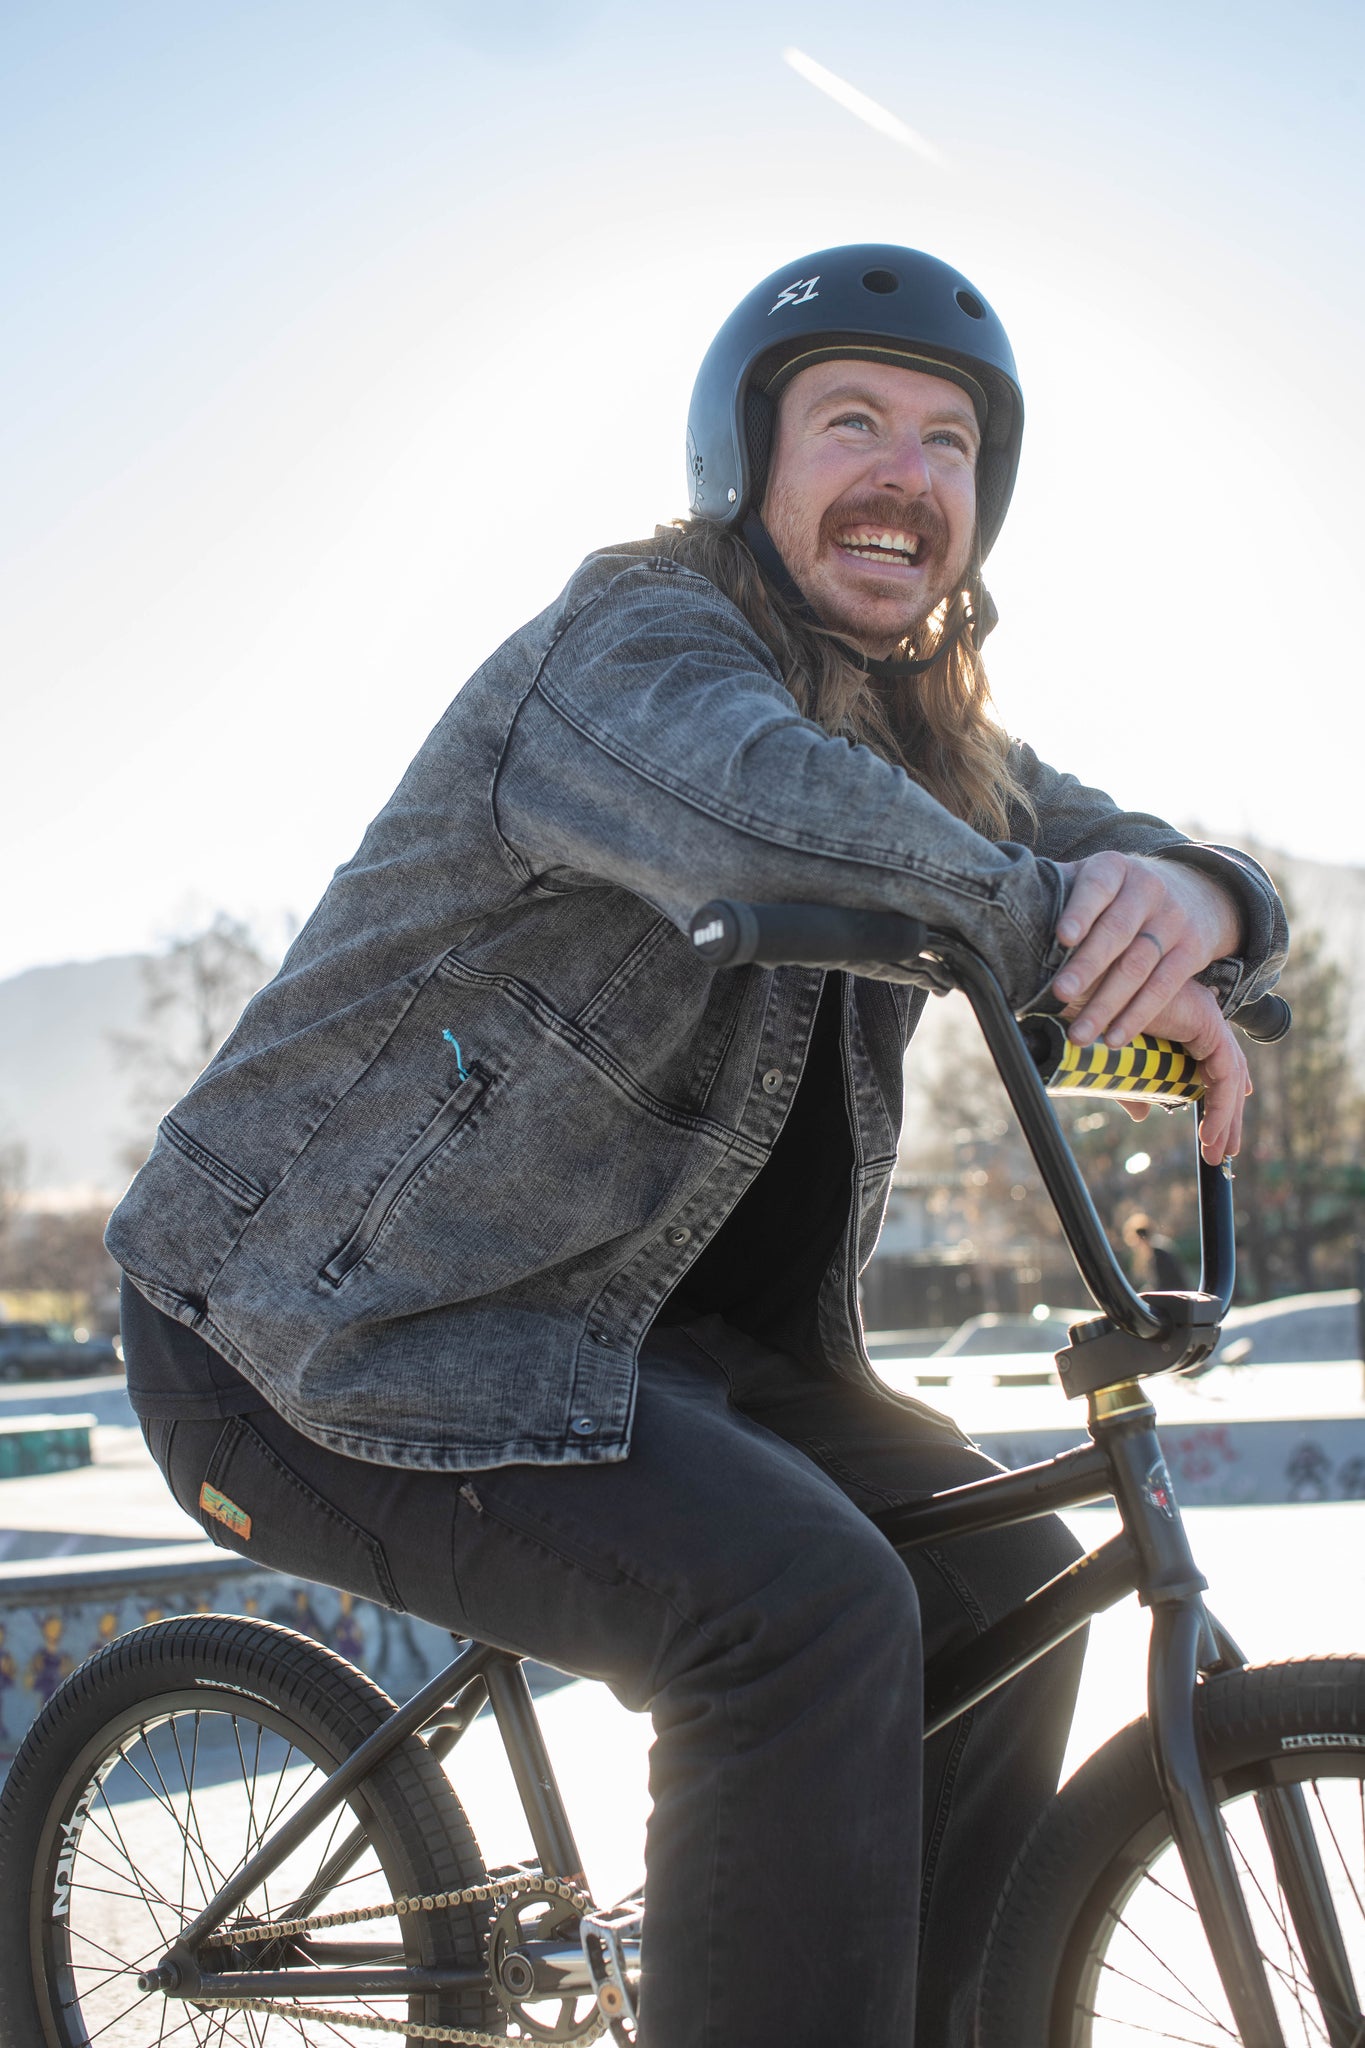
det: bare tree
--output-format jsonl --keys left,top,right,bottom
{"left": 0, "top": 1208, "right": 121, "bottom": 1330}
{"left": 109, "top": 913, "right": 274, "bottom": 1167}
{"left": 1234, "top": 916, "right": 1365, "bottom": 1299}
{"left": 0, "top": 1140, "right": 26, "bottom": 1250}
{"left": 903, "top": 999, "right": 1198, "bottom": 1291}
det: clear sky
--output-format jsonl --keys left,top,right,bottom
{"left": 3, "top": 0, "right": 1362, "bottom": 979}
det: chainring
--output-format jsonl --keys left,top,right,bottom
{"left": 485, "top": 1883, "right": 604, "bottom": 2043}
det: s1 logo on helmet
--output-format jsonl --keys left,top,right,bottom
{"left": 769, "top": 276, "right": 821, "bottom": 314}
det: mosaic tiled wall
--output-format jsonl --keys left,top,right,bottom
{"left": 0, "top": 1556, "right": 465, "bottom": 1757}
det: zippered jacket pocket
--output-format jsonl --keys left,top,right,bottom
{"left": 323, "top": 1065, "right": 492, "bottom": 1285}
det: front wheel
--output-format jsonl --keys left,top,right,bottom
{"left": 977, "top": 1657, "right": 1365, "bottom": 2047}
{"left": 0, "top": 1614, "right": 499, "bottom": 2046}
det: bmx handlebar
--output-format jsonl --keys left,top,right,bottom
{"left": 687, "top": 899, "right": 1292, "bottom": 1355}
{"left": 688, "top": 898, "right": 1290, "bottom": 1043}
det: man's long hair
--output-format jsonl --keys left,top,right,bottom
{"left": 662, "top": 519, "right": 1034, "bottom": 839}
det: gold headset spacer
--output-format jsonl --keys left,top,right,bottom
{"left": 1087, "top": 1380, "right": 1156, "bottom": 1426}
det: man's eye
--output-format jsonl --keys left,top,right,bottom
{"left": 831, "top": 412, "right": 875, "bottom": 431}
{"left": 928, "top": 429, "right": 974, "bottom": 456}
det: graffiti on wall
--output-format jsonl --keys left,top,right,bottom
{"left": 0, "top": 1565, "right": 456, "bottom": 1755}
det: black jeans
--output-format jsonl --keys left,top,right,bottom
{"left": 138, "top": 1315, "right": 1084, "bottom": 2048}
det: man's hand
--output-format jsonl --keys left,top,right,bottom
{"left": 1117, "top": 980, "right": 1252, "bottom": 1163}
{"left": 1048, "top": 852, "right": 1250, "bottom": 1162}
{"left": 1051, "top": 853, "right": 1242, "bottom": 1048}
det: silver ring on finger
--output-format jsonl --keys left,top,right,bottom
{"left": 1136, "top": 929, "right": 1165, "bottom": 964}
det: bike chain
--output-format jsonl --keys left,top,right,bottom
{"left": 192, "top": 1871, "right": 609, "bottom": 2045}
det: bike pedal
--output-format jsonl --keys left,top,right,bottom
{"left": 580, "top": 1896, "right": 643, "bottom": 2042}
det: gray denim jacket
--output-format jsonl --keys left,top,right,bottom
{"left": 106, "top": 539, "right": 1287, "bottom": 1471}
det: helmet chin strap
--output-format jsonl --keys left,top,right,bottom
{"left": 739, "top": 511, "right": 994, "bottom": 678}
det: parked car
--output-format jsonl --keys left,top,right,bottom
{"left": 0, "top": 1323, "right": 123, "bottom": 1381}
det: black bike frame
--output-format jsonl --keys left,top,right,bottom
{"left": 150, "top": 935, "right": 1357, "bottom": 2048}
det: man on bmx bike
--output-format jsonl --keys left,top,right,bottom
{"left": 108, "top": 243, "right": 1287, "bottom": 2047}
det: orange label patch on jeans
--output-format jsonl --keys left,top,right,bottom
{"left": 199, "top": 1481, "right": 252, "bottom": 1541}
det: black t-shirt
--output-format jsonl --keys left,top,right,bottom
{"left": 123, "top": 976, "right": 856, "bottom": 1416}
{"left": 656, "top": 974, "right": 854, "bottom": 1355}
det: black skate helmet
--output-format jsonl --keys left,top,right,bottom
{"left": 686, "top": 244, "right": 1023, "bottom": 562}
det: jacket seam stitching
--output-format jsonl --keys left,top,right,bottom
{"left": 489, "top": 669, "right": 547, "bottom": 887}
{"left": 198, "top": 1309, "right": 633, "bottom": 1457}
{"left": 246, "top": 963, "right": 449, "bottom": 1210}
{"left": 575, "top": 913, "right": 672, "bottom": 1029}
{"left": 435, "top": 954, "right": 767, "bottom": 1159}
{"left": 161, "top": 1118, "right": 266, "bottom": 1207}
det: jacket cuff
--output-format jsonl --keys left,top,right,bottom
{"left": 1150, "top": 842, "right": 1289, "bottom": 1013}
{"left": 1013, "top": 856, "right": 1073, "bottom": 1011}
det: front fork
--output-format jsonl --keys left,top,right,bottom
{"left": 1095, "top": 1385, "right": 1362, "bottom": 2048}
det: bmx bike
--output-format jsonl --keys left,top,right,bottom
{"left": 1, "top": 900, "right": 1359, "bottom": 2048}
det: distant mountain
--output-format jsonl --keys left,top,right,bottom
{"left": 0, "top": 954, "right": 152, "bottom": 1204}
{"left": 2, "top": 847, "right": 1361, "bottom": 1203}
{"left": 0, "top": 955, "right": 152, "bottom": 1204}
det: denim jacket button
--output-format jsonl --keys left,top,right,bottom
{"left": 571, "top": 1415, "right": 599, "bottom": 1436}
{"left": 761, "top": 1068, "right": 784, "bottom": 1093}
{"left": 667, "top": 1226, "right": 692, "bottom": 1246}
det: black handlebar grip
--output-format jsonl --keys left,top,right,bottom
{"left": 1232, "top": 991, "right": 1293, "bottom": 1043}
{"left": 690, "top": 900, "right": 929, "bottom": 974}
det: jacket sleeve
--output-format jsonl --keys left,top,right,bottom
{"left": 493, "top": 560, "right": 1071, "bottom": 1012}
{"left": 1009, "top": 744, "right": 1289, "bottom": 1012}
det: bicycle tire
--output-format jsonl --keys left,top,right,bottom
{"left": 976, "top": 1656, "right": 1365, "bottom": 2047}
{"left": 0, "top": 1613, "right": 499, "bottom": 2046}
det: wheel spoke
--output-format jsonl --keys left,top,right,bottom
{"left": 1099, "top": 1882, "right": 1239, "bottom": 2036}
{"left": 1092, "top": 1777, "right": 1365, "bottom": 2044}
{"left": 1223, "top": 1823, "right": 1324, "bottom": 2020}
{"left": 979, "top": 1674, "right": 1365, "bottom": 2046}
{"left": 1313, "top": 1782, "right": 1365, "bottom": 1924}
{"left": 1078, "top": 2006, "right": 1244, "bottom": 2047}
{"left": 5, "top": 1622, "right": 496, "bottom": 2044}
{"left": 1095, "top": 1950, "right": 1242, "bottom": 2038}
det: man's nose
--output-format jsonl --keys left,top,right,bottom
{"left": 874, "top": 431, "right": 933, "bottom": 497}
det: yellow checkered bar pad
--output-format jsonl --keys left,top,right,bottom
{"left": 1019, "top": 1014, "right": 1204, "bottom": 1104}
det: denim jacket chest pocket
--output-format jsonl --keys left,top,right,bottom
{"left": 572, "top": 914, "right": 753, "bottom": 1117}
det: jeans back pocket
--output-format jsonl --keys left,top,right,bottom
{"left": 199, "top": 1416, "right": 405, "bottom": 1613}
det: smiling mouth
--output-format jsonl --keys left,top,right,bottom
{"left": 835, "top": 527, "right": 925, "bottom": 568}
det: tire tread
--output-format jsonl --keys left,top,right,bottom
{"left": 976, "top": 1657, "right": 1365, "bottom": 2047}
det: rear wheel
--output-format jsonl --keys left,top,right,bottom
{"left": 0, "top": 1614, "right": 499, "bottom": 2045}
{"left": 977, "top": 1658, "right": 1365, "bottom": 2046}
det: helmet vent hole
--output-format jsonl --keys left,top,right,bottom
{"left": 861, "top": 268, "right": 899, "bottom": 294}
{"left": 955, "top": 288, "right": 986, "bottom": 320}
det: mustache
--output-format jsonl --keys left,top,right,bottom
{"left": 819, "top": 494, "right": 949, "bottom": 558}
